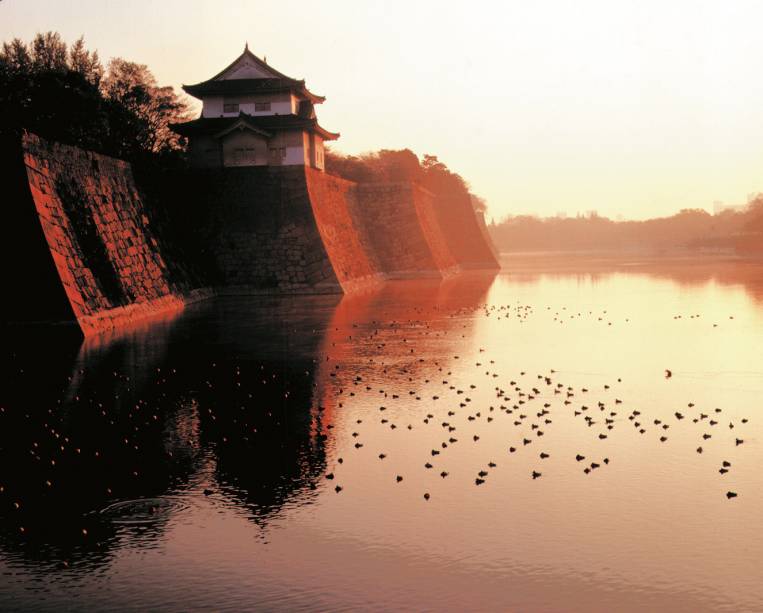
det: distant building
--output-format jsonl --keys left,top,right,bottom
{"left": 172, "top": 44, "right": 339, "bottom": 170}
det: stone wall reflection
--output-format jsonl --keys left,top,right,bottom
{"left": 0, "top": 294, "right": 338, "bottom": 572}
{"left": 0, "top": 274, "right": 496, "bottom": 573}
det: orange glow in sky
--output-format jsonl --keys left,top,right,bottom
{"left": 3, "top": 0, "right": 763, "bottom": 220}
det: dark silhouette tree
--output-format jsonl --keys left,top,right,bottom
{"left": 101, "top": 58, "right": 189, "bottom": 157}
{"left": 68, "top": 36, "right": 103, "bottom": 86}
{"left": 30, "top": 31, "right": 68, "bottom": 73}
{"left": 0, "top": 38, "right": 33, "bottom": 76}
{"left": 0, "top": 32, "right": 188, "bottom": 163}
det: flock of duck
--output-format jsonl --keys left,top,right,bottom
{"left": 314, "top": 301, "right": 751, "bottom": 503}
{"left": 0, "top": 294, "right": 753, "bottom": 546}
{"left": 319, "top": 367, "right": 750, "bottom": 502}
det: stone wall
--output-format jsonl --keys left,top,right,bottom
{"left": 179, "top": 165, "right": 384, "bottom": 294}
{"left": 475, "top": 210, "right": 501, "bottom": 262}
{"left": 434, "top": 194, "right": 501, "bottom": 270}
{"left": 19, "top": 133, "right": 202, "bottom": 335}
{"left": 304, "top": 168, "right": 385, "bottom": 292}
{"left": 409, "top": 185, "right": 461, "bottom": 276}
{"left": 7, "top": 134, "right": 500, "bottom": 338}
{"left": 1, "top": 136, "right": 76, "bottom": 326}
{"left": 351, "top": 183, "right": 458, "bottom": 278}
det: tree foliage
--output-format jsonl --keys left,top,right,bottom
{"left": 0, "top": 32, "right": 189, "bottom": 162}
{"left": 101, "top": 58, "right": 188, "bottom": 155}
{"left": 489, "top": 200, "right": 763, "bottom": 254}
{"left": 68, "top": 36, "right": 103, "bottom": 86}
{"left": 325, "top": 147, "right": 486, "bottom": 213}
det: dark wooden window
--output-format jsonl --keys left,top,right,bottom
{"left": 223, "top": 102, "right": 239, "bottom": 113}
{"left": 269, "top": 147, "right": 287, "bottom": 161}
{"left": 255, "top": 102, "right": 271, "bottom": 112}
{"left": 232, "top": 147, "right": 256, "bottom": 165}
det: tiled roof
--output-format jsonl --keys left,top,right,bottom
{"left": 171, "top": 113, "right": 339, "bottom": 141}
{"left": 182, "top": 78, "right": 325, "bottom": 103}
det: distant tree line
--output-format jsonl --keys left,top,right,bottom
{"left": 0, "top": 32, "right": 189, "bottom": 163}
{"left": 326, "top": 147, "right": 486, "bottom": 212}
{"left": 489, "top": 201, "right": 763, "bottom": 254}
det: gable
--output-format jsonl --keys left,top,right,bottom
{"left": 219, "top": 128, "right": 268, "bottom": 146}
{"left": 213, "top": 119, "right": 271, "bottom": 140}
{"left": 217, "top": 53, "right": 283, "bottom": 81}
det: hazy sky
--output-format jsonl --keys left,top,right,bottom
{"left": 3, "top": 0, "right": 763, "bottom": 221}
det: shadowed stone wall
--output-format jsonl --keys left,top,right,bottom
{"left": 181, "top": 166, "right": 384, "bottom": 294}
{"left": 1, "top": 136, "right": 76, "bottom": 326}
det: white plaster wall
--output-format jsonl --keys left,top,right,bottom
{"left": 268, "top": 130, "right": 306, "bottom": 166}
{"left": 314, "top": 136, "right": 325, "bottom": 170}
{"left": 303, "top": 132, "right": 311, "bottom": 166}
{"left": 283, "top": 146, "right": 306, "bottom": 165}
{"left": 203, "top": 92, "right": 293, "bottom": 118}
{"left": 188, "top": 123, "right": 317, "bottom": 168}
{"left": 302, "top": 132, "right": 326, "bottom": 169}
{"left": 269, "top": 130, "right": 303, "bottom": 148}
{"left": 238, "top": 96, "right": 292, "bottom": 117}
{"left": 202, "top": 96, "right": 223, "bottom": 118}
{"left": 221, "top": 131, "right": 268, "bottom": 167}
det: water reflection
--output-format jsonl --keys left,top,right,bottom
{"left": 503, "top": 253, "right": 763, "bottom": 302}
{"left": 4, "top": 262, "right": 762, "bottom": 613}
{"left": 311, "top": 274, "right": 495, "bottom": 470}
{"left": 0, "top": 274, "right": 495, "bottom": 578}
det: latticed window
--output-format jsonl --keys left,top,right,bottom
{"left": 223, "top": 102, "right": 239, "bottom": 113}
{"left": 255, "top": 102, "right": 271, "bottom": 112}
{"left": 233, "top": 147, "right": 256, "bottom": 164}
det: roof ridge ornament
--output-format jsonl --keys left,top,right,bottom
{"left": 244, "top": 41, "right": 249, "bottom": 52}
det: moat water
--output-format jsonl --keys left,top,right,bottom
{"left": 2, "top": 256, "right": 763, "bottom": 612}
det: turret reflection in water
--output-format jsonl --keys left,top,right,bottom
{"left": 0, "top": 272, "right": 496, "bottom": 597}
{"left": 0, "top": 293, "right": 343, "bottom": 572}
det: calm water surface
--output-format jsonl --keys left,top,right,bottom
{"left": 2, "top": 257, "right": 762, "bottom": 612}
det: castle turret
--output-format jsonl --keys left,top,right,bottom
{"left": 172, "top": 45, "right": 339, "bottom": 169}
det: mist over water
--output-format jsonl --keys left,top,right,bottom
{"left": 2, "top": 258, "right": 762, "bottom": 612}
